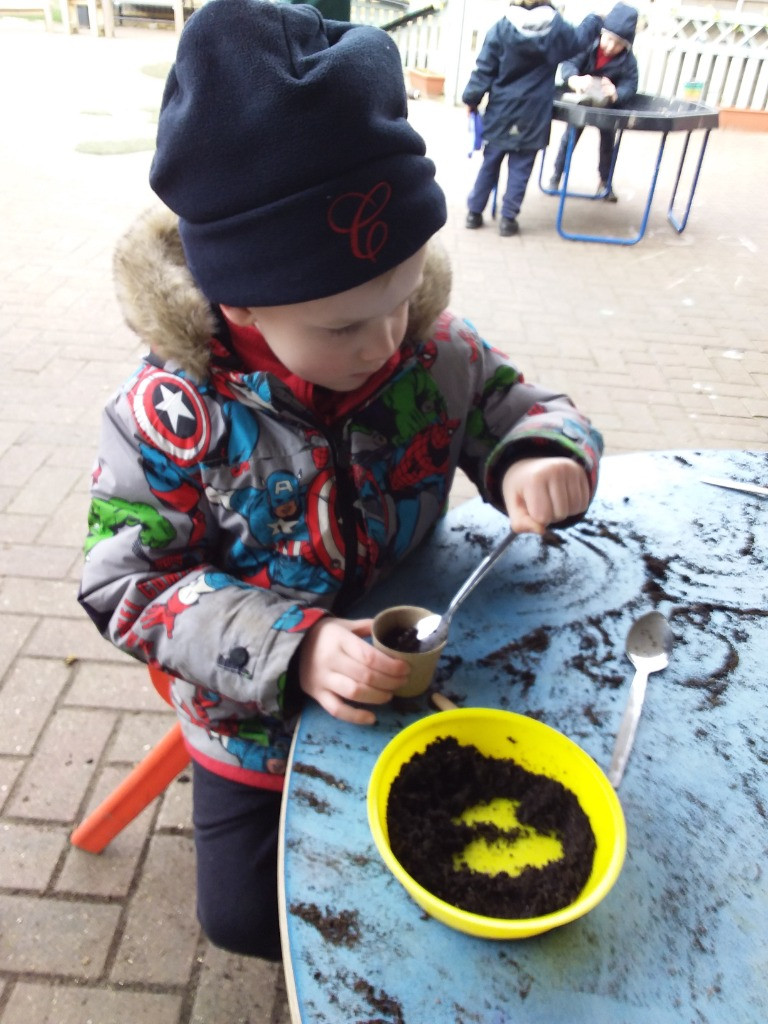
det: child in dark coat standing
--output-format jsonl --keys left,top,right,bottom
{"left": 549, "top": 3, "right": 639, "bottom": 201}
{"left": 463, "top": 0, "right": 603, "bottom": 237}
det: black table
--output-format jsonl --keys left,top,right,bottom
{"left": 541, "top": 92, "right": 720, "bottom": 244}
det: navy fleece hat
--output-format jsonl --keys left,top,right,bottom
{"left": 149, "top": 0, "right": 447, "bottom": 307}
{"left": 603, "top": 3, "right": 638, "bottom": 48}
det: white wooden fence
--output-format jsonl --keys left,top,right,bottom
{"left": 634, "top": 5, "right": 768, "bottom": 110}
{"left": 9, "top": 0, "right": 765, "bottom": 111}
{"left": 386, "top": 1, "right": 768, "bottom": 112}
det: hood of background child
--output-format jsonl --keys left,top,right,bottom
{"left": 505, "top": 0, "right": 557, "bottom": 36}
{"left": 149, "top": 0, "right": 447, "bottom": 308}
{"left": 603, "top": 3, "right": 638, "bottom": 49}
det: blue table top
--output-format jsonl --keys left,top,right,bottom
{"left": 280, "top": 450, "right": 767, "bottom": 1024}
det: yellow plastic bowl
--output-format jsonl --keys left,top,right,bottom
{"left": 367, "top": 708, "right": 626, "bottom": 940}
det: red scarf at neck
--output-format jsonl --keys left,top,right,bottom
{"left": 225, "top": 320, "right": 401, "bottom": 424}
{"left": 595, "top": 46, "right": 612, "bottom": 72}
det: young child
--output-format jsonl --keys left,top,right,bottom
{"left": 79, "top": 0, "right": 603, "bottom": 961}
{"left": 549, "top": 3, "right": 639, "bottom": 201}
{"left": 463, "top": 0, "right": 604, "bottom": 237}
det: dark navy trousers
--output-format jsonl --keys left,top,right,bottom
{"left": 552, "top": 126, "right": 617, "bottom": 183}
{"left": 467, "top": 145, "right": 538, "bottom": 220}
{"left": 192, "top": 761, "right": 283, "bottom": 960}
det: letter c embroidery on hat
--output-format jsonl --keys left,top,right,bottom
{"left": 327, "top": 182, "right": 391, "bottom": 261}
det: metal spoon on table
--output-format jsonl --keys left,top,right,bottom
{"left": 414, "top": 531, "right": 516, "bottom": 651}
{"left": 608, "top": 611, "right": 673, "bottom": 788}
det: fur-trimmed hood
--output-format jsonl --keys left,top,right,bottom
{"left": 113, "top": 206, "right": 453, "bottom": 382}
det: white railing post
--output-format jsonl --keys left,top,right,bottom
{"left": 379, "top": 0, "right": 768, "bottom": 113}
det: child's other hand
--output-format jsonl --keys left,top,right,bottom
{"left": 298, "top": 617, "right": 410, "bottom": 725}
{"left": 501, "top": 457, "right": 590, "bottom": 535}
{"left": 600, "top": 77, "right": 618, "bottom": 102}
{"left": 568, "top": 74, "right": 592, "bottom": 93}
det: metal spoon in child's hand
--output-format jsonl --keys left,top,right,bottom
{"left": 414, "top": 531, "right": 516, "bottom": 650}
{"left": 608, "top": 611, "right": 673, "bottom": 788}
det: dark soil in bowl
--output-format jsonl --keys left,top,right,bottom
{"left": 386, "top": 736, "right": 596, "bottom": 919}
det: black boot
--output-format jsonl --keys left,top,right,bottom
{"left": 499, "top": 216, "right": 519, "bottom": 237}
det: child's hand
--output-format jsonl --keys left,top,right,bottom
{"left": 568, "top": 74, "right": 593, "bottom": 93}
{"left": 501, "top": 457, "right": 591, "bottom": 535}
{"left": 600, "top": 77, "right": 618, "bottom": 102}
{"left": 298, "top": 617, "right": 410, "bottom": 726}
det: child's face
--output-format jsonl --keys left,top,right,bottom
{"left": 600, "top": 31, "right": 627, "bottom": 58}
{"left": 222, "top": 247, "right": 427, "bottom": 392}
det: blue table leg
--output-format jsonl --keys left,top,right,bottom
{"left": 556, "top": 131, "right": 668, "bottom": 245}
{"left": 541, "top": 127, "right": 625, "bottom": 201}
{"left": 541, "top": 124, "right": 590, "bottom": 199}
{"left": 538, "top": 142, "right": 560, "bottom": 196}
{"left": 667, "top": 129, "right": 712, "bottom": 233}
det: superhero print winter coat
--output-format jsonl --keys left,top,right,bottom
{"left": 79, "top": 206, "right": 603, "bottom": 789}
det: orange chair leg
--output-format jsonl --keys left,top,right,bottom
{"left": 71, "top": 722, "right": 191, "bottom": 854}
{"left": 147, "top": 663, "right": 176, "bottom": 705}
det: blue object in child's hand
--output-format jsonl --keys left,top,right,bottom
{"left": 468, "top": 111, "right": 483, "bottom": 156}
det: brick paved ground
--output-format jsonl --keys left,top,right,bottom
{"left": 0, "top": 18, "right": 766, "bottom": 1024}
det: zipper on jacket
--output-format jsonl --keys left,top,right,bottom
{"left": 324, "top": 423, "right": 364, "bottom": 611}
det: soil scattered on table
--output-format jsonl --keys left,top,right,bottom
{"left": 294, "top": 787, "right": 331, "bottom": 814}
{"left": 292, "top": 762, "right": 348, "bottom": 791}
{"left": 477, "top": 627, "right": 551, "bottom": 695}
{"left": 387, "top": 736, "right": 596, "bottom": 919}
{"left": 460, "top": 528, "right": 495, "bottom": 554}
{"left": 642, "top": 552, "right": 677, "bottom": 603}
{"left": 433, "top": 653, "right": 464, "bottom": 686}
{"left": 290, "top": 902, "right": 361, "bottom": 946}
{"left": 352, "top": 977, "right": 405, "bottom": 1024}
{"left": 582, "top": 703, "right": 603, "bottom": 726}
{"left": 542, "top": 529, "right": 566, "bottom": 547}
{"left": 739, "top": 533, "right": 755, "bottom": 558}
{"left": 481, "top": 626, "right": 551, "bottom": 663}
